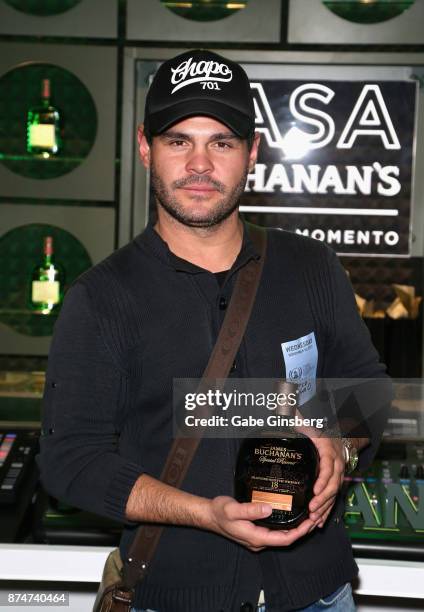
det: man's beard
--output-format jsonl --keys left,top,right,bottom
{"left": 150, "top": 164, "right": 248, "bottom": 228}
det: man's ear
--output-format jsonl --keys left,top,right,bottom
{"left": 138, "top": 124, "right": 151, "bottom": 169}
{"left": 248, "top": 131, "right": 261, "bottom": 173}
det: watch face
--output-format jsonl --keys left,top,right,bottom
{"left": 343, "top": 440, "right": 359, "bottom": 473}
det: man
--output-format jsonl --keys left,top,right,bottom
{"left": 38, "top": 50, "right": 388, "bottom": 611}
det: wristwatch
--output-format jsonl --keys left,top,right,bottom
{"left": 342, "top": 438, "right": 359, "bottom": 474}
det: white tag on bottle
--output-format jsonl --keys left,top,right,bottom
{"left": 281, "top": 332, "right": 318, "bottom": 405}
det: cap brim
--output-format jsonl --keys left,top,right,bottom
{"left": 146, "top": 99, "right": 254, "bottom": 139}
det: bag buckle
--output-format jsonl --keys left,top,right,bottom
{"left": 111, "top": 586, "right": 134, "bottom": 604}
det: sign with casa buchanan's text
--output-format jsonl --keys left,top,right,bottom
{"left": 241, "top": 80, "right": 417, "bottom": 256}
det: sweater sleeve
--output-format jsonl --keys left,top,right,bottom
{"left": 323, "top": 248, "right": 392, "bottom": 471}
{"left": 36, "top": 282, "right": 144, "bottom": 524}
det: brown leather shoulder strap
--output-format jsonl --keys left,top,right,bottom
{"left": 122, "top": 224, "right": 267, "bottom": 589}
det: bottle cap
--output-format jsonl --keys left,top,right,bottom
{"left": 42, "top": 79, "right": 51, "bottom": 100}
{"left": 44, "top": 236, "right": 54, "bottom": 256}
{"left": 275, "top": 380, "right": 298, "bottom": 417}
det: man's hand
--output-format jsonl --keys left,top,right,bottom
{"left": 205, "top": 496, "right": 316, "bottom": 552}
{"left": 126, "top": 475, "right": 316, "bottom": 552}
{"left": 308, "top": 437, "right": 345, "bottom": 528}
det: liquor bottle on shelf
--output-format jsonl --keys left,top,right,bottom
{"left": 234, "top": 381, "right": 319, "bottom": 530}
{"left": 26, "top": 79, "right": 61, "bottom": 158}
{"left": 30, "top": 236, "right": 64, "bottom": 315}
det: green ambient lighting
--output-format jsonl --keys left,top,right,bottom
{"left": 161, "top": 0, "right": 248, "bottom": 21}
{"left": 4, "top": 0, "right": 82, "bottom": 17}
{"left": 322, "top": 0, "right": 415, "bottom": 24}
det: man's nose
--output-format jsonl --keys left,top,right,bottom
{"left": 186, "top": 147, "right": 214, "bottom": 174}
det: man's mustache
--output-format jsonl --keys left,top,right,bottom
{"left": 172, "top": 175, "right": 226, "bottom": 194}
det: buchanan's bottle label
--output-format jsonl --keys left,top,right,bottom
{"left": 29, "top": 124, "right": 56, "bottom": 149}
{"left": 251, "top": 474, "right": 301, "bottom": 488}
{"left": 32, "top": 280, "right": 60, "bottom": 304}
{"left": 252, "top": 490, "right": 293, "bottom": 511}
{"left": 254, "top": 445, "right": 303, "bottom": 464}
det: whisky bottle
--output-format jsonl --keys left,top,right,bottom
{"left": 26, "top": 79, "right": 61, "bottom": 158}
{"left": 234, "top": 382, "right": 319, "bottom": 530}
{"left": 30, "top": 236, "right": 64, "bottom": 314}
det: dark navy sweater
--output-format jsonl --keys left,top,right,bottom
{"left": 38, "top": 222, "right": 389, "bottom": 611}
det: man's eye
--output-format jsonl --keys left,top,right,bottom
{"left": 214, "top": 141, "right": 232, "bottom": 149}
{"left": 170, "top": 140, "right": 187, "bottom": 147}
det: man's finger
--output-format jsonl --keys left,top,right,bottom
{"left": 312, "top": 454, "right": 345, "bottom": 510}
{"left": 224, "top": 500, "right": 272, "bottom": 522}
{"left": 232, "top": 515, "right": 316, "bottom": 549}
{"left": 318, "top": 505, "right": 335, "bottom": 528}
{"left": 310, "top": 498, "right": 335, "bottom": 522}
{"left": 256, "top": 517, "right": 315, "bottom": 547}
{"left": 313, "top": 455, "right": 335, "bottom": 496}
{"left": 310, "top": 476, "right": 340, "bottom": 513}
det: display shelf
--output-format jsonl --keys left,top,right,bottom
{"left": 0, "top": 63, "right": 97, "bottom": 181}
{"left": 0, "top": 43, "right": 116, "bottom": 201}
{"left": 0, "top": 371, "right": 44, "bottom": 399}
{"left": 0, "top": 373, "right": 44, "bottom": 425}
{"left": 0, "top": 544, "right": 111, "bottom": 582}
{"left": 0, "top": 223, "right": 91, "bottom": 338}
{"left": 1, "top": 204, "right": 115, "bottom": 355}
{"left": 0, "top": 544, "right": 422, "bottom": 599}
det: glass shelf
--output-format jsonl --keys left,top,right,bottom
{"left": 0, "top": 309, "right": 59, "bottom": 317}
{"left": 0, "top": 154, "right": 87, "bottom": 164}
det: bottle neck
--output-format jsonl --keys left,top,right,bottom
{"left": 43, "top": 237, "right": 54, "bottom": 265}
{"left": 41, "top": 79, "right": 51, "bottom": 107}
{"left": 275, "top": 380, "right": 298, "bottom": 417}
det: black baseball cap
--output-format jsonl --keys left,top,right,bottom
{"left": 143, "top": 49, "right": 255, "bottom": 139}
